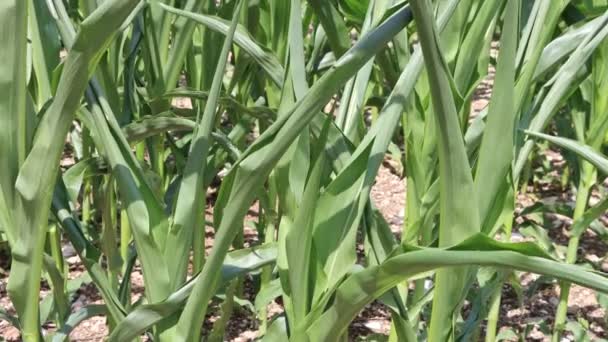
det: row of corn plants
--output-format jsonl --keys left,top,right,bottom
{"left": 1, "top": 0, "right": 608, "bottom": 341}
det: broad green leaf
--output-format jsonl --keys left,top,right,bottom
{"left": 474, "top": 0, "right": 518, "bottom": 230}
{"left": 307, "top": 234, "right": 608, "bottom": 341}
{"left": 0, "top": 0, "right": 28, "bottom": 246}
{"left": 285, "top": 118, "right": 329, "bottom": 323}
{"left": 285, "top": 0, "right": 312, "bottom": 205}
{"left": 533, "top": 15, "right": 607, "bottom": 80}
{"left": 410, "top": 0, "right": 480, "bottom": 340}
{"left": 340, "top": 0, "right": 371, "bottom": 24}
{"left": 312, "top": 141, "right": 375, "bottom": 293}
{"left": 122, "top": 115, "right": 196, "bottom": 143}
{"left": 121, "top": 115, "right": 241, "bottom": 160}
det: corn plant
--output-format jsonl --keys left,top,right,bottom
{"left": 1, "top": 0, "right": 608, "bottom": 341}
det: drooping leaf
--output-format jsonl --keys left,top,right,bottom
{"left": 160, "top": 3, "right": 284, "bottom": 87}
{"left": 307, "top": 234, "right": 608, "bottom": 341}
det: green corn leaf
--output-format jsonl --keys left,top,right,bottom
{"left": 533, "top": 15, "right": 607, "bottom": 80}
{"left": 160, "top": 3, "right": 285, "bottom": 87}
{"left": 285, "top": 118, "right": 329, "bottom": 323}
{"left": 62, "top": 158, "right": 106, "bottom": 204}
{"left": 571, "top": 196, "right": 608, "bottom": 237}
{"left": 514, "top": 0, "right": 569, "bottom": 104}
{"left": 163, "top": 0, "right": 204, "bottom": 92}
{"left": 28, "top": 0, "right": 61, "bottom": 107}
{"left": 52, "top": 168, "right": 127, "bottom": 324}
{"left": 514, "top": 10, "right": 608, "bottom": 178}
{"left": 525, "top": 130, "right": 608, "bottom": 174}
{"left": 81, "top": 91, "right": 173, "bottom": 305}
{"left": 335, "top": 0, "right": 390, "bottom": 143}
{"left": 161, "top": 88, "right": 277, "bottom": 121}
{"left": 284, "top": 0, "right": 312, "bottom": 206}
{"left": 6, "top": 2, "right": 140, "bottom": 339}
{"left": 409, "top": 0, "right": 480, "bottom": 340}
{"left": 312, "top": 141, "right": 375, "bottom": 294}
{"left": 0, "top": 0, "right": 28, "bottom": 246}
{"left": 307, "top": 0, "right": 351, "bottom": 57}
{"left": 474, "top": 0, "right": 518, "bottom": 230}
{"left": 109, "top": 243, "right": 278, "bottom": 341}
{"left": 453, "top": 0, "right": 504, "bottom": 93}
{"left": 439, "top": 0, "right": 473, "bottom": 68}
{"left": 307, "top": 234, "right": 608, "bottom": 341}
{"left": 47, "top": 7, "right": 174, "bottom": 312}
{"left": 255, "top": 278, "right": 283, "bottom": 313}
{"left": 165, "top": 0, "right": 244, "bottom": 289}
{"left": 588, "top": 36, "right": 608, "bottom": 148}
{"left": 175, "top": 6, "right": 414, "bottom": 340}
